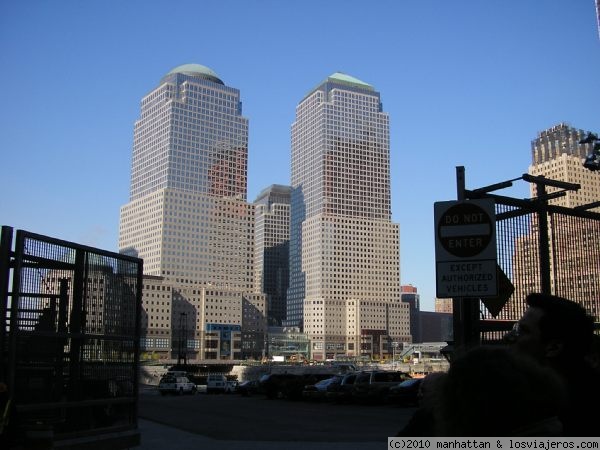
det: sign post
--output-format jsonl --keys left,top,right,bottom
{"left": 435, "top": 167, "right": 498, "bottom": 353}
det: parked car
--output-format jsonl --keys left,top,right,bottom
{"left": 387, "top": 378, "right": 423, "bottom": 406}
{"left": 206, "top": 374, "right": 228, "bottom": 394}
{"left": 259, "top": 373, "right": 299, "bottom": 399}
{"left": 282, "top": 373, "right": 335, "bottom": 400}
{"left": 224, "top": 380, "right": 239, "bottom": 394}
{"left": 331, "top": 363, "right": 357, "bottom": 374}
{"left": 260, "top": 373, "right": 333, "bottom": 400}
{"left": 237, "top": 379, "right": 260, "bottom": 396}
{"left": 165, "top": 370, "right": 188, "bottom": 378}
{"left": 302, "top": 376, "right": 342, "bottom": 401}
{"left": 158, "top": 376, "right": 196, "bottom": 395}
{"left": 352, "top": 370, "right": 412, "bottom": 404}
{"left": 326, "top": 372, "right": 357, "bottom": 403}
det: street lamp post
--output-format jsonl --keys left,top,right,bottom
{"left": 178, "top": 312, "right": 187, "bottom": 366}
{"left": 392, "top": 341, "right": 399, "bottom": 371}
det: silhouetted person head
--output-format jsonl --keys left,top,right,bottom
{"left": 509, "top": 293, "right": 594, "bottom": 369}
{"left": 436, "top": 346, "right": 565, "bottom": 436}
{"left": 397, "top": 372, "right": 446, "bottom": 437}
{"left": 417, "top": 372, "right": 445, "bottom": 408}
{"left": 587, "top": 334, "right": 600, "bottom": 371}
{"left": 507, "top": 293, "right": 599, "bottom": 436}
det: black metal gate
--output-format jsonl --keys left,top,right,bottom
{"left": 0, "top": 226, "right": 143, "bottom": 448}
{"left": 491, "top": 201, "right": 600, "bottom": 323}
{"left": 451, "top": 168, "right": 600, "bottom": 348}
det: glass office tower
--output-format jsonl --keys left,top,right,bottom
{"left": 254, "top": 185, "right": 291, "bottom": 326}
{"left": 119, "top": 64, "right": 265, "bottom": 361}
{"left": 120, "top": 64, "right": 253, "bottom": 287}
{"left": 130, "top": 64, "right": 247, "bottom": 202}
{"left": 287, "top": 73, "right": 409, "bottom": 360}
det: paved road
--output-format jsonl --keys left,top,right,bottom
{"left": 137, "top": 418, "right": 388, "bottom": 450}
{"left": 138, "top": 388, "right": 416, "bottom": 445}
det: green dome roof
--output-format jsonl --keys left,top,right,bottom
{"left": 302, "top": 72, "right": 375, "bottom": 102}
{"left": 165, "top": 63, "right": 223, "bottom": 85}
{"left": 328, "top": 72, "right": 373, "bottom": 89}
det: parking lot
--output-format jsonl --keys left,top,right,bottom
{"left": 139, "top": 387, "right": 416, "bottom": 443}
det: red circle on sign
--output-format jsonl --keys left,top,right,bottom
{"left": 438, "top": 202, "right": 492, "bottom": 257}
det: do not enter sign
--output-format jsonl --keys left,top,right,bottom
{"left": 434, "top": 199, "right": 497, "bottom": 298}
{"left": 438, "top": 202, "right": 493, "bottom": 258}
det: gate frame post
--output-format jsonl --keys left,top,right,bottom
{"left": 534, "top": 183, "right": 552, "bottom": 295}
{"left": 0, "top": 226, "right": 14, "bottom": 381}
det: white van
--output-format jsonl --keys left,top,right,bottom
{"left": 158, "top": 376, "right": 196, "bottom": 395}
{"left": 206, "top": 374, "right": 227, "bottom": 394}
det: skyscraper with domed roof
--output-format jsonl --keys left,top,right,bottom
{"left": 119, "top": 64, "right": 266, "bottom": 361}
{"left": 129, "top": 64, "right": 248, "bottom": 202}
{"left": 286, "top": 73, "right": 410, "bottom": 360}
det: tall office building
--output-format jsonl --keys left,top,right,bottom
{"left": 119, "top": 64, "right": 265, "bottom": 360}
{"left": 505, "top": 123, "right": 600, "bottom": 322}
{"left": 530, "top": 123, "right": 600, "bottom": 211}
{"left": 128, "top": 64, "right": 247, "bottom": 203}
{"left": 120, "top": 63, "right": 251, "bottom": 284}
{"left": 596, "top": 0, "right": 600, "bottom": 39}
{"left": 254, "top": 185, "right": 291, "bottom": 326}
{"left": 400, "top": 285, "right": 420, "bottom": 342}
{"left": 434, "top": 298, "right": 453, "bottom": 314}
{"left": 287, "top": 73, "right": 409, "bottom": 360}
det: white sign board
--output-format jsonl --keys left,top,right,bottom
{"left": 434, "top": 199, "right": 497, "bottom": 297}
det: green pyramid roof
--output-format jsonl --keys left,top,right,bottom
{"left": 327, "top": 72, "right": 373, "bottom": 90}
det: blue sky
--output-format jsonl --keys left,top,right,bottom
{"left": 1, "top": 1, "right": 598, "bottom": 311}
